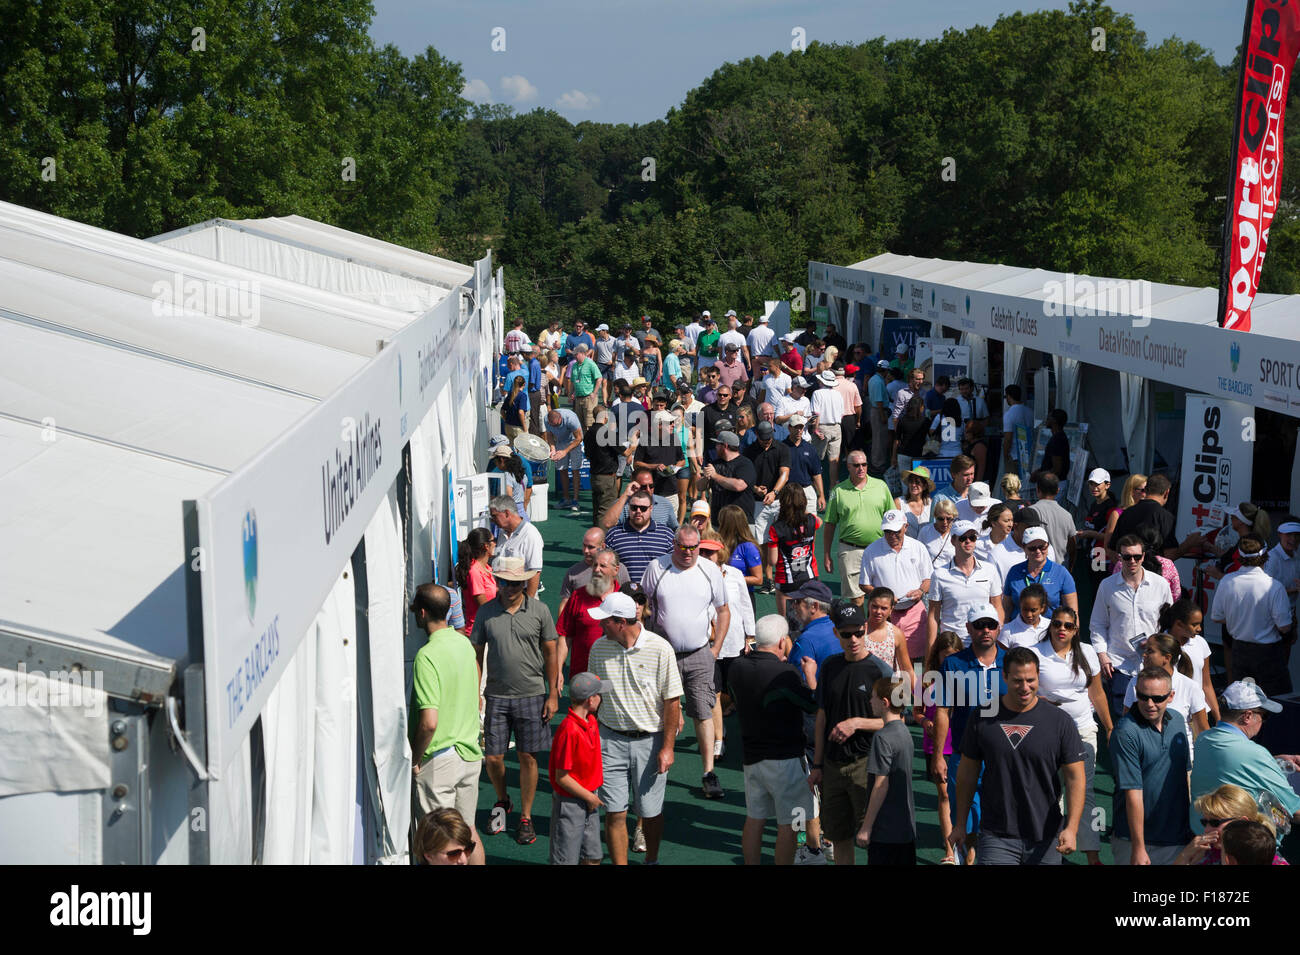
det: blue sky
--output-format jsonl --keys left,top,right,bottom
{"left": 369, "top": 1, "right": 1243, "bottom": 124}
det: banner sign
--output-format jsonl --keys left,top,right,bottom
{"left": 915, "top": 338, "right": 970, "bottom": 386}
{"left": 926, "top": 457, "right": 954, "bottom": 496}
{"left": 1217, "top": 0, "right": 1300, "bottom": 331}
{"left": 878, "top": 318, "right": 931, "bottom": 363}
{"left": 196, "top": 288, "right": 477, "bottom": 776}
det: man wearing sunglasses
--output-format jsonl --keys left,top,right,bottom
{"left": 1109, "top": 665, "right": 1193, "bottom": 865}
{"left": 1090, "top": 534, "right": 1172, "bottom": 717}
{"left": 1002, "top": 526, "right": 1078, "bottom": 620}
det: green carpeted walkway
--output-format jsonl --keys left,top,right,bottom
{"left": 476, "top": 481, "right": 1119, "bottom": 865}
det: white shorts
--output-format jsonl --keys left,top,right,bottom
{"left": 743, "top": 756, "right": 815, "bottom": 825}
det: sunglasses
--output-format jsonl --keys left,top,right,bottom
{"left": 677, "top": 543, "right": 699, "bottom": 552}
{"left": 442, "top": 842, "right": 476, "bottom": 861}
{"left": 1200, "top": 818, "right": 1229, "bottom": 829}
{"left": 934, "top": 516, "right": 953, "bottom": 523}
{"left": 1120, "top": 553, "right": 1144, "bottom": 562}
{"left": 849, "top": 461, "right": 868, "bottom": 468}
{"left": 971, "top": 621, "right": 998, "bottom": 631}
{"left": 1135, "top": 691, "right": 1170, "bottom": 703}
{"left": 628, "top": 504, "right": 652, "bottom": 512}
{"left": 837, "top": 627, "right": 866, "bottom": 638}
{"left": 1026, "top": 544, "right": 1048, "bottom": 552}
{"left": 958, "top": 534, "right": 979, "bottom": 543}
{"left": 1049, "top": 620, "right": 1077, "bottom": 630}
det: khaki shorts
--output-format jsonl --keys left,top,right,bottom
{"left": 813, "top": 423, "right": 842, "bottom": 464}
{"left": 821, "top": 754, "right": 871, "bottom": 842}
{"left": 835, "top": 543, "right": 866, "bottom": 600}
{"left": 413, "top": 747, "right": 482, "bottom": 833}
{"left": 676, "top": 645, "right": 717, "bottom": 720}
{"left": 744, "top": 757, "right": 815, "bottom": 825}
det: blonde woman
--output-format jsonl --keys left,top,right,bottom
{"left": 1175, "top": 785, "right": 1284, "bottom": 865}
{"left": 998, "top": 472, "right": 1022, "bottom": 504}
{"left": 919, "top": 497, "right": 958, "bottom": 564}
{"left": 1101, "top": 473, "right": 1147, "bottom": 554}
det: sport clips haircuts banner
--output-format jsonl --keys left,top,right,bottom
{"left": 1217, "top": 0, "right": 1300, "bottom": 331}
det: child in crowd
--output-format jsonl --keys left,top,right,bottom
{"left": 922, "top": 631, "right": 963, "bottom": 863}
{"left": 548, "top": 672, "right": 610, "bottom": 865}
{"left": 855, "top": 676, "right": 917, "bottom": 865}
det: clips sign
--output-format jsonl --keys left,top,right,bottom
{"left": 1218, "top": 0, "right": 1300, "bottom": 332}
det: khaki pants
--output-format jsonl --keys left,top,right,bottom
{"left": 413, "top": 748, "right": 482, "bottom": 831}
{"left": 592, "top": 473, "right": 620, "bottom": 524}
{"left": 835, "top": 542, "right": 866, "bottom": 600}
{"left": 575, "top": 393, "right": 598, "bottom": 431}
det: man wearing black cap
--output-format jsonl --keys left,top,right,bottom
{"left": 746, "top": 420, "right": 792, "bottom": 591}
{"left": 807, "top": 600, "right": 893, "bottom": 865}
{"left": 704, "top": 431, "right": 756, "bottom": 515}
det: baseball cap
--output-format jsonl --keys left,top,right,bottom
{"left": 488, "top": 433, "right": 510, "bottom": 448}
{"left": 895, "top": 342, "right": 909, "bottom": 354}
{"left": 881, "top": 510, "right": 907, "bottom": 532}
{"left": 620, "top": 582, "right": 648, "bottom": 604}
{"left": 587, "top": 592, "right": 639, "bottom": 621}
{"left": 520, "top": 342, "right": 533, "bottom": 352}
{"left": 596, "top": 323, "right": 609, "bottom": 331}
{"left": 876, "top": 359, "right": 891, "bottom": 369}
{"left": 758, "top": 314, "right": 770, "bottom": 323}
{"left": 786, "top": 580, "right": 832, "bottom": 604}
{"left": 714, "top": 431, "right": 740, "bottom": 450}
{"left": 1013, "top": 508, "right": 1042, "bottom": 526}
{"left": 698, "top": 538, "right": 723, "bottom": 553}
{"left": 817, "top": 369, "right": 836, "bottom": 387}
{"left": 788, "top": 414, "right": 807, "bottom": 428}
{"left": 1087, "top": 468, "right": 1112, "bottom": 485}
{"left": 792, "top": 376, "right": 810, "bottom": 388}
{"left": 725, "top": 309, "right": 737, "bottom": 317}
{"left": 702, "top": 310, "right": 711, "bottom": 317}
{"left": 832, "top": 602, "right": 867, "bottom": 631}
{"left": 755, "top": 421, "right": 775, "bottom": 439}
{"left": 725, "top": 342, "right": 740, "bottom": 351}
{"left": 569, "top": 672, "right": 613, "bottom": 701}
{"left": 691, "top": 499, "right": 711, "bottom": 517}
{"left": 1279, "top": 521, "right": 1300, "bottom": 534}
{"left": 1022, "top": 526, "right": 1049, "bottom": 546}
{"left": 1221, "top": 680, "right": 1283, "bottom": 713}
{"left": 952, "top": 519, "right": 980, "bottom": 539}
{"left": 782, "top": 331, "right": 800, "bottom": 342}
{"left": 966, "top": 603, "right": 1000, "bottom": 625}
{"left": 490, "top": 445, "right": 514, "bottom": 458}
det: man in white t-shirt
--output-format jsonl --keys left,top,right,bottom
{"left": 747, "top": 314, "right": 776, "bottom": 365}
{"left": 810, "top": 369, "right": 847, "bottom": 493}
{"left": 684, "top": 314, "right": 706, "bottom": 351}
{"left": 758, "top": 358, "right": 792, "bottom": 410}
{"left": 1211, "top": 535, "right": 1295, "bottom": 695}
{"left": 718, "top": 314, "right": 750, "bottom": 368}
{"left": 859, "top": 509, "right": 933, "bottom": 661}
{"left": 775, "top": 377, "right": 812, "bottom": 427}
{"left": 504, "top": 316, "right": 530, "bottom": 355}
{"left": 641, "top": 525, "right": 730, "bottom": 798}
{"left": 490, "top": 494, "right": 545, "bottom": 596}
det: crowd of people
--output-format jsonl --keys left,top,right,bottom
{"left": 408, "top": 312, "right": 1300, "bottom": 866}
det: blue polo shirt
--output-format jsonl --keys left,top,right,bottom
{"left": 784, "top": 437, "right": 823, "bottom": 488}
{"left": 1003, "top": 559, "right": 1077, "bottom": 613}
{"left": 788, "top": 615, "right": 840, "bottom": 686}
{"left": 938, "top": 646, "right": 1007, "bottom": 747}
{"left": 1111, "top": 707, "right": 1193, "bottom": 846}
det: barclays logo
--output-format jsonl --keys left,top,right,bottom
{"left": 242, "top": 509, "right": 258, "bottom": 624}
{"left": 964, "top": 295, "right": 971, "bottom": 315}
{"left": 1065, "top": 315, "right": 1073, "bottom": 337}
{"left": 1230, "top": 341, "right": 1241, "bottom": 373}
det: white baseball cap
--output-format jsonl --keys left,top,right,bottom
{"left": 792, "top": 376, "right": 810, "bottom": 389}
{"left": 1022, "top": 526, "right": 1049, "bottom": 546}
{"left": 788, "top": 414, "right": 808, "bottom": 428}
{"left": 1221, "top": 680, "right": 1283, "bottom": 713}
{"left": 966, "top": 603, "right": 1000, "bottom": 625}
{"left": 876, "top": 359, "right": 891, "bottom": 369}
{"left": 701, "top": 309, "right": 711, "bottom": 317}
{"left": 968, "top": 482, "right": 991, "bottom": 500}
{"left": 596, "top": 323, "right": 610, "bottom": 331}
{"left": 1279, "top": 521, "right": 1300, "bottom": 534}
{"left": 587, "top": 592, "right": 639, "bottom": 621}
{"left": 758, "top": 313, "right": 769, "bottom": 323}
{"left": 881, "top": 510, "right": 907, "bottom": 532}
{"left": 1087, "top": 468, "right": 1111, "bottom": 485}
{"left": 725, "top": 309, "right": 737, "bottom": 317}
{"left": 952, "top": 520, "right": 980, "bottom": 539}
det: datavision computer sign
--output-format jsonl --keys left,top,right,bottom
{"left": 194, "top": 291, "right": 465, "bottom": 776}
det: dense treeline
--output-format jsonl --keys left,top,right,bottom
{"left": 4, "top": 1, "right": 1296, "bottom": 338}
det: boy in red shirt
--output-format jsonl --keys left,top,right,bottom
{"left": 548, "top": 672, "right": 609, "bottom": 865}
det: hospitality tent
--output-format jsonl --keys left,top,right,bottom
{"left": 0, "top": 200, "right": 500, "bottom": 864}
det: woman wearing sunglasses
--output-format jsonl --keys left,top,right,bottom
{"left": 1175, "top": 784, "right": 1288, "bottom": 865}
{"left": 919, "top": 498, "right": 958, "bottom": 565}
{"left": 1033, "top": 606, "right": 1112, "bottom": 866}
{"left": 416, "top": 808, "right": 478, "bottom": 865}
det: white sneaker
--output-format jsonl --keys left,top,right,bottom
{"left": 795, "top": 845, "right": 828, "bottom": 866}
{"left": 632, "top": 823, "right": 647, "bottom": 853}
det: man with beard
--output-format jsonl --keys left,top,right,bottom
{"left": 559, "top": 527, "right": 631, "bottom": 620}
{"left": 557, "top": 549, "right": 624, "bottom": 686}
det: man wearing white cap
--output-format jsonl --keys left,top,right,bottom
{"left": 593, "top": 323, "right": 617, "bottom": 378}
{"left": 810, "top": 368, "right": 846, "bottom": 489}
{"left": 1264, "top": 517, "right": 1300, "bottom": 608}
{"left": 1209, "top": 534, "right": 1294, "bottom": 695}
{"left": 587, "top": 591, "right": 684, "bottom": 864}
{"left": 1090, "top": 534, "right": 1172, "bottom": 715}
{"left": 1002, "top": 526, "right": 1078, "bottom": 619}
{"left": 860, "top": 510, "right": 933, "bottom": 661}
{"left": 747, "top": 312, "right": 776, "bottom": 366}
{"left": 1189, "top": 681, "right": 1300, "bottom": 833}
{"left": 926, "top": 520, "right": 1002, "bottom": 654}
{"left": 775, "top": 376, "right": 812, "bottom": 427}
{"left": 1077, "top": 468, "right": 1119, "bottom": 584}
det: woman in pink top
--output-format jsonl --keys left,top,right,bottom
{"left": 921, "top": 631, "right": 963, "bottom": 863}
{"left": 454, "top": 527, "right": 497, "bottom": 636}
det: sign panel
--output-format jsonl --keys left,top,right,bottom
{"left": 197, "top": 290, "right": 472, "bottom": 775}
{"left": 915, "top": 338, "right": 970, "bottom": 386}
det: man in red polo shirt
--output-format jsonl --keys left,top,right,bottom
{"left": 556, "top": 549, "right": 621, "bottom": 690}
{"left": 548, "top": 672, "right": 610, "bottom": 865}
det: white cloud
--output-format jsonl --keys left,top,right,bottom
{"left": 556, "top": 89, "right": 601, "bottom": 111}
{"left": 500, "top": 74, "right": 539, "bottom": 104}
{"left": 461, "top": 78, "right": 492, "bottom": 102}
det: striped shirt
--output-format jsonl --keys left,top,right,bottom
{"left": 606, "top": 520, "right": 676, "bottom": 585}
{"left": 589, "top": 628, "right": 684, "bottom": 734}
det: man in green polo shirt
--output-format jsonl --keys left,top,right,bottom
{"left": 410, "top": 582, "right": 485, "bottom": 864}
{"left": 822, "top": 449, "right": 894, "bottom": 602}
{"left": 569, "top": 344, "right": 604, "bottom": 430}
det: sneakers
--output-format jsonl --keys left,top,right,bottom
{"left": 489, "top": 798, "right": 513, "bottom": 835}
{"left": 794, "top": 845, "right": 828, "bottom": 866}
{"left": 758, "top": 582, "right": 776, "bottom": 595}
{"left": 631, "top": 822, "right": 647, "bottom": 853}
{"left": 569, "top": 501, "right": 581, "bottom": 513}
{"left": 701, "top": 772, "right": 725, "bottom": 799}
{"left": 516, "top": 816, "right": 537, "bottom": 845}
{"left": 713, "top": 738, "right": 724, "bottom": 759}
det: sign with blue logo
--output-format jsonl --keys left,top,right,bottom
{"left": 926, "top": 457, "right": 954, "bottom": 496}
{"left": 242, "top": 509, "right": 258, "bottom": 624}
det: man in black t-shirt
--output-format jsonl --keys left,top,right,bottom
{"left": 728, "top": 614, "right": 818, "bottom": 865}
{"left": 701, "top": 384, "right": 739, "bottom": 462}
{"left": 705, "top": 432, "right": 756, "bottom": 515}
{"left": 951, "top": 646, "right": 1086, "bottom": 865}
{"left": 807, "top": 601, "right": 892, "bottom": 865}
{"left": 1108, "top": 472, "right": 1187, "bottom": 558}
{"left": 634, "top": 410, "right": 685, "bottom": 504}
{"left": 584, "top": 407, "right": 623, "bottom": 527}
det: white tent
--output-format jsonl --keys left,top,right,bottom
{"left": 0, "top": 200, "right": 497, "bottom": 864}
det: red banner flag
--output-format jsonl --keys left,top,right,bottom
{"left": 1218, "top": 0, "right": 1300, "bottom": 331}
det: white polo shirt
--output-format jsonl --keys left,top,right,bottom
{"left": 919, "top": 524, "right": 954, "bottom": 565}
{"left": 718, "top": 329, "right": 747, "bottom": 355}
{"left": 747, "top": 324, "right": 776, "bottom": 359}
{"left": 496, "top": 520, "right": 544, "bottom": 572}
{"left": 761, "top": 372, "right": 791, "bottom": 407}
{"left": 776, "top": 393, "right": 811, "bottom": 421}
{"left": 1033, "top": 639, "right": 1101, "bottom": 731}
{"left": 1001, "top": 614, "right": 1050, "bottom": 649}
{"left": 929, "top": 558, "right": 1001, "bottom": 646}
{"left": 1209, "top": 566, "right": 1292, "bottom": 645}
{"left": 1264, "top": 543, "right": 1300, "bottom": 602}
{"left": 810, "top": 386, "right": 845, "bottom": 425}
{"left": 1089, "top": 571, "right": 1171, "bottom": 675}
{"left": 859, "top": 536, "right": 934, "bottom": 610}
{"left": 640, "top": 556, "right": 728, "bottom": 653}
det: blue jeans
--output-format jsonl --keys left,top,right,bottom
{"left": 976, "top": 831, "right": 1062, "bottom": 865}
{"left": 946, "top": 753, "right": 983, "bottom": 834}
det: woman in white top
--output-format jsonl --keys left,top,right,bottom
{"left": 1159, "top": 599, "right": 1220, "bottom": 724}
{"left": 703, "top": 539, "right": 755, "bottom": 760}
{"left": 1122, "top": 633, "right": 1211, "bottom": 740}
{"left": 1000, "top": 584, "right": 1051, "bottom": 649}
{"left": 919, "top": 498, "right": 957, "bottom": 565}
{"left": 976, "top": 504, "right": 1017, "bottom": 587}
{"left": 896, "top": 466, "right": 934, "bottom": 537}
{"left": 1033, "top": 605, "right": 1113, "bottom": 866}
